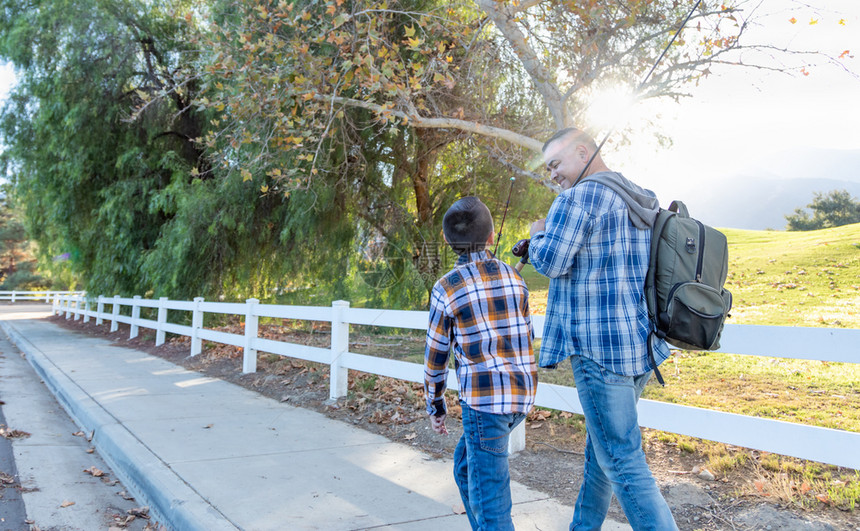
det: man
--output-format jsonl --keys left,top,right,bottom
{"left": 528, "top": 127, "right": 677, "bottom": 531}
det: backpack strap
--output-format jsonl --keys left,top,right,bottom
{"left": 645, "top": 208, "right": 674, "bottom": 387}
{"left": 645, "top": 208, "right": 672, "bottom": 323}
{"left": 647, "top": 336, "right": 665, "bottom": 386}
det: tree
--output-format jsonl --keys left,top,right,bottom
{"left": 195, "top": 0, "right": 807, "bottom": 300}
{"left": 785, "top": 189, "right": 860, "bottom": 231}
{"left": 2, "top": 0, "right": 849, "bottom": 308}
{"left": 0, "top": 193, "right": 49, "bottom": 290}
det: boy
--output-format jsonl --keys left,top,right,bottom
{"left": 424, "top": 196, "right": 537, "bottom": 531}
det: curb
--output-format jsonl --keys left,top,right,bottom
{"left": 0, "top": 319, "right": 237, "bottom": 531}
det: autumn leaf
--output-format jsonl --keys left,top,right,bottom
{"left": 128, "top": 506, "right": 151, "bottom": 518}
{"left": 808, "top": 18, "right": 818, "bottom": 25}
{"left": 789, "top": 17, "right": 797, "bottom": 24}
{"left": 404, "top": 25, "right": 416, "bottom": 37}
{"left": 839, "top": 50, "right": 851, "bottom": 59}
{"left": 404, "top": 432, "right": 417, "bottom": 440}
{"left": 839, "top": 18, "right": 846, "bottom": 25}
{"left": 84, "top": 466, "right": 105, "bottom": 477}
{"left": 60, "top": 500, "right": 76, "bottom": 508}
{"left": 815, "top": 493, "right": 830, "bottom": 504}
{"left": 241, "top": 169, "right": 252, "bottom": 182}
{"left": 406, "top": 36, "right": 422, "bottom": 48}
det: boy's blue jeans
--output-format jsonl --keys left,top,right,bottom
{"left": 453, "top": 403, "right": 525, "bottom": 530}
{"left": 569, "top": 355, "right": 678, "bottom": 531}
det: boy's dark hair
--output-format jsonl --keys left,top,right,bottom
{"left": 443, "top": 197, "right": 493, "bottom": 256}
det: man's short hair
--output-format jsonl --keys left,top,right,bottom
{"left": 542, "top": 127, "right": 598, "bottom": 152}
{"left": 443, "top": 196, "right": 494, "bottom": 255}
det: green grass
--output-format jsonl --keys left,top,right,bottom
{"left": 722, "top": 224, "right": 860, "bottom": 328}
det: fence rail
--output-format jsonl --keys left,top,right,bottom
{"left": 40, "top": 292, "right": 860, "bottom": 470}
{"left": 0, "top": 290, "right": 84, "bottom": 303}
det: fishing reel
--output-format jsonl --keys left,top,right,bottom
{"left": 512, "top": 238, "right": 530, "bottom": 271}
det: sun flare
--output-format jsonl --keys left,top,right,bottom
{"left": 584, "top": 86, "right": 637, "bottom": 131}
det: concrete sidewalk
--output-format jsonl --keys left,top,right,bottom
{"left": 0, "top": 304, "right": 631, "bottom": 531}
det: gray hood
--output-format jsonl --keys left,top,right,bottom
{"left": 578, "top": 171, "right": 660, "bottom": 229}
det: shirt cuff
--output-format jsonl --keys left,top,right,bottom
{"left": 428, "top": 398, "right": 447, "bottom": 417}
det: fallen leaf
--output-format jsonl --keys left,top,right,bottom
{"left": 0, "top": 426, "right": 31, "bottom": 439}
{"left": 530, "top": 423, "right": 543, "bottom": 429}
{"left": 816, "top": 494, "right": 830, "bottom": 504}
{"left": 119, "top": 490, "right": 135, "bottom": 501}
{"left": 86, "top": 448, "right": 95, "bottom": 454}
{"left": 84, "top": 466, "right": 105, "bottom": 477}
{"left": 203, "top": 424, "right": 214, "bottom": 429}
{"left": 800, "top": 481, "right": 812, "bottom": 494}
{"left": 753, "top": 480, "right": 766, "bottom": 493}
{"left": 128, "top": 506, "right": 150, "bottom": 519}
{"left": 452, "top": 502, "right": 466, "bottom": 514}
{"left": 72, "top": 431, "right": 86, "bottom": 438}
{"left": 404, "top": 432, "right": 417, "bottom": 440}
{"left": 60, "top": 500, "right": 76, "bottom": 508}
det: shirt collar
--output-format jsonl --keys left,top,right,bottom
{"left": 457, "top": 249, "right": 494, "bottom": 265}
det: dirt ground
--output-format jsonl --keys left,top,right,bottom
{"left": 48, "top": 315, "right": 859, "bottom": 531}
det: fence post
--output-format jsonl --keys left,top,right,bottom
{"left": 83, "top": 298, "right": 90, "bottom": 323}
{"left": 508, "top": 420, "right": 526, "bottom": 454}
{"left": 242, "top": 299, "right": 260, "bottom": 374}
{"left": 96, "top": 296, "right": 105, "bottom": 326}
{"left": 190, "top": 297, "right": 204, "bottom": 356}
{"left": 44, "top": 290, "right": 51, "bottom": 303}
{"left": 65, "top": 295, "right": 72, "bottom": 319}
{"left": 73, "top": 294, "right": 82, "bottom": 321}
{"left": 155, "top": 297, "right": 168, "bottom": 346}
{"left": 329, "top": 300, "right": 350, "bottom": 401}
{"left": 10, "top": 291, "right": 16, "bottom": 304}
{"left": 111, "top": 295, "right": 120, "bottom": 332}
{"left": 53, "top": 293, "right": 61, "bottom": 315}
{"left": 130, "top": 295, "right": 141, "bottom": 339}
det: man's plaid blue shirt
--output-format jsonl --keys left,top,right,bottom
{"left": 424, "top": 250, "right": 537, "bottom": 416}
{"left": 529, "top": 180, "right": 670, "bottom": 375}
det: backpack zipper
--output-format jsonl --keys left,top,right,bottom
{"left": 694, "top": 219, "right": 706, "bottom": 282}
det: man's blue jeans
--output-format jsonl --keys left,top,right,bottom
{"left": 453, "top": 403, "right": 525, "bottom": 530}
{"left": 569, "top": 355, "right": 678, "bottom": 531}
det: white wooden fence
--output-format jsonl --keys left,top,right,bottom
{"left": 48, "top": 292, "right": 860, "bottom": 470}
{"left": 0, "top": 290, "right": 83, "bottom": 303}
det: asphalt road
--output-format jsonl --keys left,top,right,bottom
{"left": 0, "top": 329, "right": 152, "bottom": 531}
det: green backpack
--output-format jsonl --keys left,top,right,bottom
{"left": 645, "top": 201, "right": 733, "bottom": 382}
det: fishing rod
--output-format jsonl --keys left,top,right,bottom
{"left": 493, "top": 177, "right": 516, "bottom": 257}
{"left": 512, "top": 0, "right": 703, "bottom": 272}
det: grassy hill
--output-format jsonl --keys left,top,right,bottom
{"left": 520, "top": 222, "right": 860, "bottom": 328}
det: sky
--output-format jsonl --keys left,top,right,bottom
{"left": 1, "top": 0, "right": 859, "bottom": 209}
{"left": 601, "top": 0, "right": 860, "bottom": 203}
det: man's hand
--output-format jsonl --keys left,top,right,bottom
{"left": 530, "top": 218, "right": 546, "bottom": 237}
{"left": 430, "top": 414, "right": 448, "bottom": 435}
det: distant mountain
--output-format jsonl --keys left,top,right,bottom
{"left": 678, "top": 177, "right": 860, "bottom": 230}
{"left": 667, "top": 148, "right": 860, "bottom": 230}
